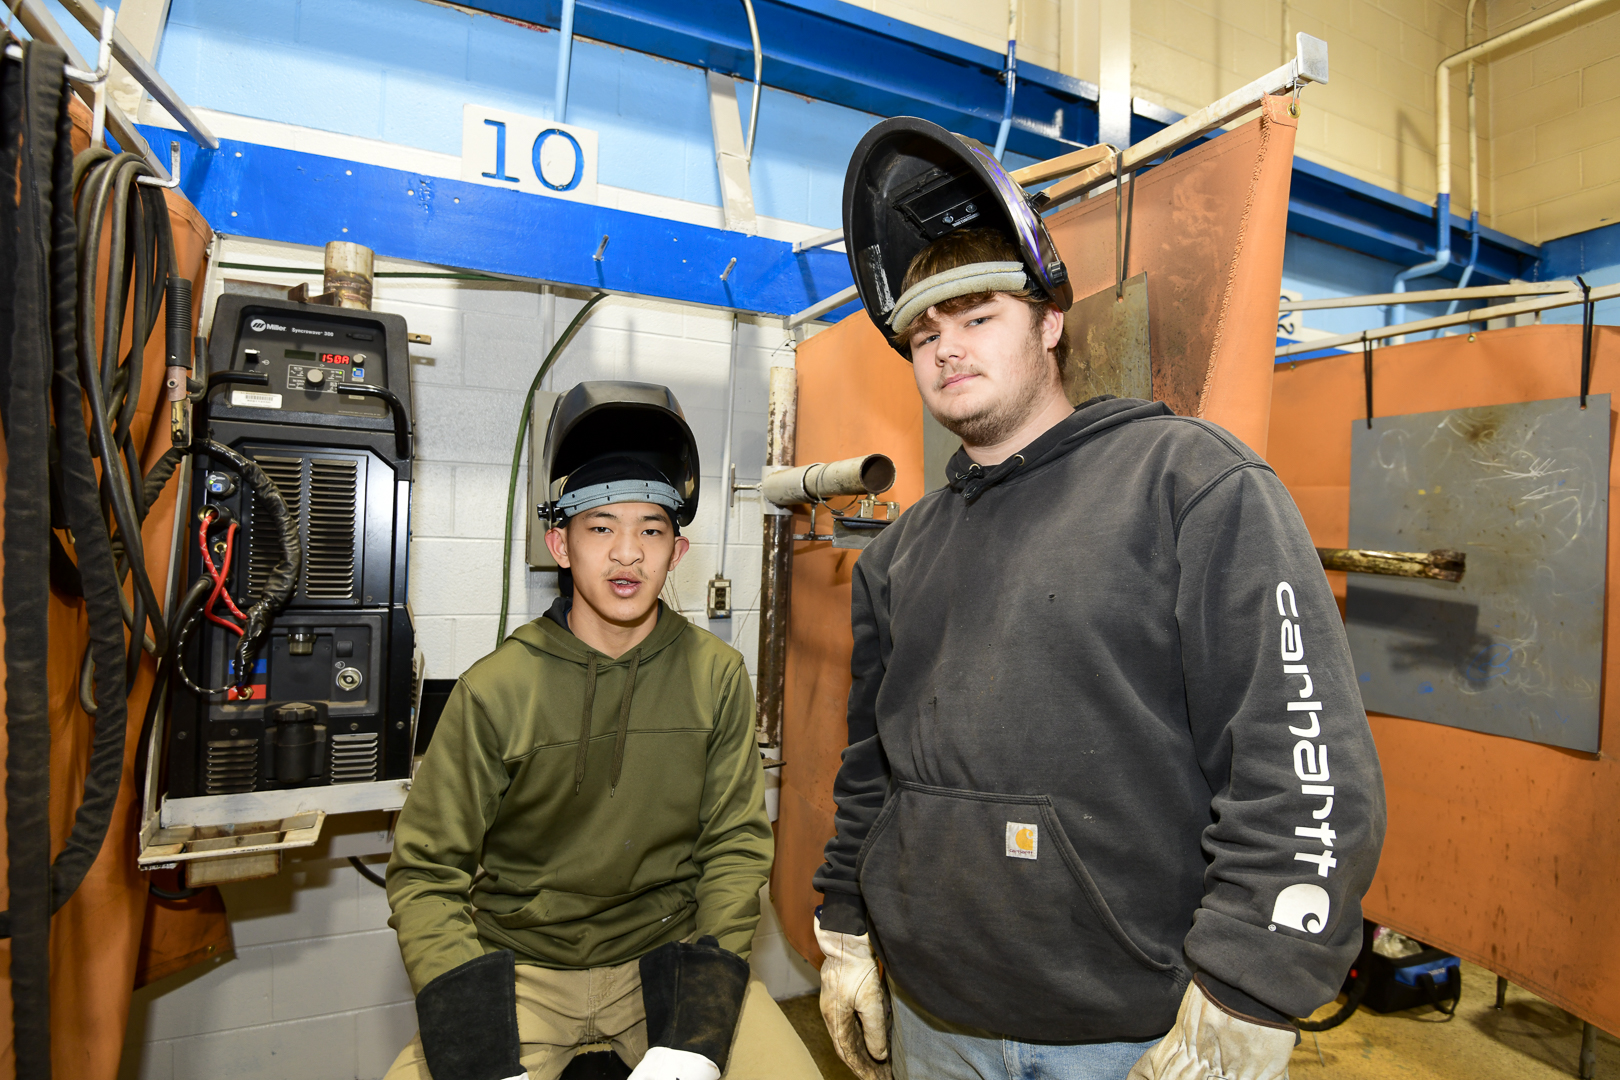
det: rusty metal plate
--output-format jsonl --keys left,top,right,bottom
{"left": 1062, "top": 272, "right": 1150, "bottom": 405}
{"left": 1345, "top": 395, "right": 1609, "bottom": 752}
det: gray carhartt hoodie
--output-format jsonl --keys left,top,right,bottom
{"left": 815, "top": 396, "right": 1385, "bottom": 1041}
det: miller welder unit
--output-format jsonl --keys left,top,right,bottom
{"left": 166, "top": 293, "right": 417, "bottom": 797}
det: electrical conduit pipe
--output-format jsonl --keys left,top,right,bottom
{"left": 1395, "top": 0, "right": 1618, "bottom": 326}
{"left": 554, "top": 0, "right": 576, "bottom": 123}
{"left": 993, "top": 0, "right": 1018, "bottom": 161}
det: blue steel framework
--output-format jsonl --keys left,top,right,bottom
{"left": 146, "top": 0, "right": 1574, "bottom": 315}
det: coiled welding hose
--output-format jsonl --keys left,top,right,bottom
{"left": 66, "top": 143, "right": 180, "bottom": 706}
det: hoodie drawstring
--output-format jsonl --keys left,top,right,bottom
{"left": 610, "top": 648, "right": 641, "bottom": 792}
{"left": 574, "top": 653, "right": 598, "bottom": 794}
{"left": 573, "top": 648, "right": 642, "bottom": 795}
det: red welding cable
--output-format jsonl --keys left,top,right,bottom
{"left": 199, "top": 518, "right": 243, "bottom": 635}
{"left": 214, "top": 523, "right": 249, "bottom": 622}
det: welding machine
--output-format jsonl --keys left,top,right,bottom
{"left": 165, "top": 292, "right": 417, "bottom": 797}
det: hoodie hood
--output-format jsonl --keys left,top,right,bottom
{"left": 946, "top": 395, "right": 1171, "bottom": 504}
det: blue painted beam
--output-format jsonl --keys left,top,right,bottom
{"left": 1537, "top": 221, "right": 1620, "bottom": 279}
{"left": 146, "top": 126, "right": 854, "bottom": 317}
{"left": 460, "top": 0, "right": 1098, "bottom": 159}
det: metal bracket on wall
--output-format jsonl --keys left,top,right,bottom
{"left": 707, "top": 70, "right": 758, "bottom": 235}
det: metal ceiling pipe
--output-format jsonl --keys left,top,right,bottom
{"left": 763, "top": 454, "right": 895, "bottom": 507}
{"left": 755, "top": 366, "right": 796, "bottom": 749}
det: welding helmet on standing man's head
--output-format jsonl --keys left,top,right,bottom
{"left": 540, "top": 381, "right": 700, "bottom": 529}
{"left": 842, "top": 115, "right": 1073, "bottom": 357}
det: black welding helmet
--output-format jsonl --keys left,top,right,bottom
{"left": 541, "top": 381, "right": 700, "bottom": 528}
{"left": 843, "top": 115, "right": 1072, "bottom": 354}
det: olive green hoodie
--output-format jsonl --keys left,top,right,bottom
{"left": 387, "top": 599, "right": 771, "bottom": 993}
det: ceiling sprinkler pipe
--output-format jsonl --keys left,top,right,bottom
{"left": 763, "top": 454, "right": 896, "bottom": 507}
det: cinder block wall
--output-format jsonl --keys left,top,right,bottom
{"left": 1484, "top": 0, "right": 1620, "bottom": 242}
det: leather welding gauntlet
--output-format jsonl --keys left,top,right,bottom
{"left": 813, "top": 915, "right": 892, "bottom": 1080}
{"left": 414, "top": 950, "right": 526, "bottom": 1080}
{"left": 632, "top": 935, "right": 751, "bottom": 1080}
{"left": 1126, "top": 975, "right": 1297, "bottom": 1080}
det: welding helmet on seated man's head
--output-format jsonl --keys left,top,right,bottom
{"left": 541, "top": 381, "right": 700, "bottom": 529}
{"left": 843, "top": 115, "right": 1073, "bottom": 356}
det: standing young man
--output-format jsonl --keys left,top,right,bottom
{"left": 813, "top": 118, "right": 1385, "bottom": 1080}
{"left": 385, "top": 382, "right": 820, "bottom": 1080}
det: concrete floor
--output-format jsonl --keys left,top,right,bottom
{"left": 779, "top": 960, "right": 1619, "bottom": 1079}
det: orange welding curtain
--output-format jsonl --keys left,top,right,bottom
{"left": 773, "top": 102, "right": 1300, "bottom": 966}
{"left": 1268, "top": 324, "right": 1620, "bottom": 1036}
{"left": 0, "top": 100, "right": 230, "bottom": 1079}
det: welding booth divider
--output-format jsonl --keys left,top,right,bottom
{"left": 771, "top": 97, "right": 1300, "bottom": 968}
{"left": 0, "top": 90, "right": 229, "bottom": 1079}
{"left": 1269, "top": 323, "right": 1620, "bottom": 1039}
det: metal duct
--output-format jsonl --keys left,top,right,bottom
{"left": 762, "top": 454, "right": 895, "bottom": 507}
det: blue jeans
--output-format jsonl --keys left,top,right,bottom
{"left": 889, "top": 980, "right": 1157, "bottom": 1080}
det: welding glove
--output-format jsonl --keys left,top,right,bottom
{"left": 814, "top": 915, "right": 892, "bottom": 1080}
{"left": 413, "top": 950, "right": 526, "bottom": 1080}
{"left": 1126, "top": 975, "right": 1297, "bottom": 1080}
{"left": 634, "top": 935, "right": 750, "bottom": 1080}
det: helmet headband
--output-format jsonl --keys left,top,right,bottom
{"left": 889, "top": 260, "right": 1030, "bottom": 336}
{"left": 555, "top": 478, "right": 683, "bottom": 520}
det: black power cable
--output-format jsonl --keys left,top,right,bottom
{"left": 349, "top": 856, "right": 388, "bottom": 889}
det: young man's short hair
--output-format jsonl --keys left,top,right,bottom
{"left": 890, "top": 228, "right": 1071, "bottom": 377}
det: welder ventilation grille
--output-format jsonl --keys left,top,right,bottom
{"left": 250, "top": 455, "right": 304, "bottom": 601}
{"left": 306, "top": 458, "right": 359, "bottom": 599}
{"left": 330, "top": 732, "right": 379, "bottom": 784}
{"left": 205, "top": 739, "right": 260, "bottom": 794}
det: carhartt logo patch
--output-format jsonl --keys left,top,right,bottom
{"left": 1005, "top": 822, "right": 1037, "bottom": 859}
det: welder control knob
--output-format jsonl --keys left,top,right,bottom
{"left": 336, "top": 667, "right": 364, "bottom": 691}
{"left": 305, "top": 367, "right": 326, "bottom": 385}
{"left": 205, "top": 471, "right": 237, "bottom": 497}
{"left": 273, "top": 702, "right": 319, "bottom": 725}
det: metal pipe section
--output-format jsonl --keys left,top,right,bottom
{"left": 1275, "top": 280, "right": 1620, "bottom": 358}
{"left": 785, "top": 283, "right": 857, "bottom": 329}
{"left": 1279, "top": 281, "right": 1575, "bottom": 312}
{"left": 763, "top": 454, "right": 896, "bottom": 507}
{"left": 741, "top": 0, "right": 763, "bottom": 164}
{"left": 715, "top": 316, "right": 741, "bottom": 576}
{"left": 1316, "top": 548, "right": 1465, "bottom": 583}
{"left": 554, "top": 0, "right": 577, "bottom": 123}
{"left": 323, "top": 241, "right": 375, "bottom": 311}
{"left": 993, "top": 0, "right": 1019, "bottom": 161}
{"left": 755, "top": 366, "right": 797, "bottom": 748}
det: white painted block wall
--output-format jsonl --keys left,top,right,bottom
{"left": 121, "top": 240, "right": 821, "bottom": 1079}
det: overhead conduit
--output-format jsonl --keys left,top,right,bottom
{"left": 1391, "top": 0, "right": 1619, "bottom": 326}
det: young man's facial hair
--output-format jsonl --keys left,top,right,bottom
{"left": 935, "top": 308, "right": 1057, "bottom": 447}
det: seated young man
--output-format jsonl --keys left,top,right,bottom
{"left": 384, "top": 382, "right": 819, "bottom": 1080}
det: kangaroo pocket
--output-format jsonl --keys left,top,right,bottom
{"left": 859, "top": 781, "right": 1187, "bottom": 1042}
{"left": 476, "top": 881, "right": 695, "bottom": 968}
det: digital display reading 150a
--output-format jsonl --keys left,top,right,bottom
{"left": 284, "top": 348, "right": 350, "bottom": 364}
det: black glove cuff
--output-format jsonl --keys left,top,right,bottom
{"left": 640, "top": 935, "right": 751, "bottom": 1071}
{"left": 816, "top": 892, "right": 868, "bottom": 936}
{"left": 1194, "top": 973, "right": 1297, "bottom": 1031}
{"left": 416, "top": 951, "right": 523, "bottom": 1080}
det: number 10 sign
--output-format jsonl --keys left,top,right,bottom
{"left": 460, "top": 104, "right": 599, "bottom": 203}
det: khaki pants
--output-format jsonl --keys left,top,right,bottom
{"left": 384, "top": 957, "right": 822, "bottom": 1080}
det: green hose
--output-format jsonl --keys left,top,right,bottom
{"left": 497, "top": 293, "right": 608, "bottom": 644}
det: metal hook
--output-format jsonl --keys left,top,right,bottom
{"left": 720, "top": 257, "right": 737, "bottom": 282}
{"left": 136, "top": 141, "right": 183, "bottom": 189}
{"left": 593, "top": 234, "right": 610, "bottom": 262}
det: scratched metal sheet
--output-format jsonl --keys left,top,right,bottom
{"left": 1345, "top": 395, "right": 1609, "bottom": 752}
{"left": 1061, "top": 273, "right": 1151, "bottom": 405}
